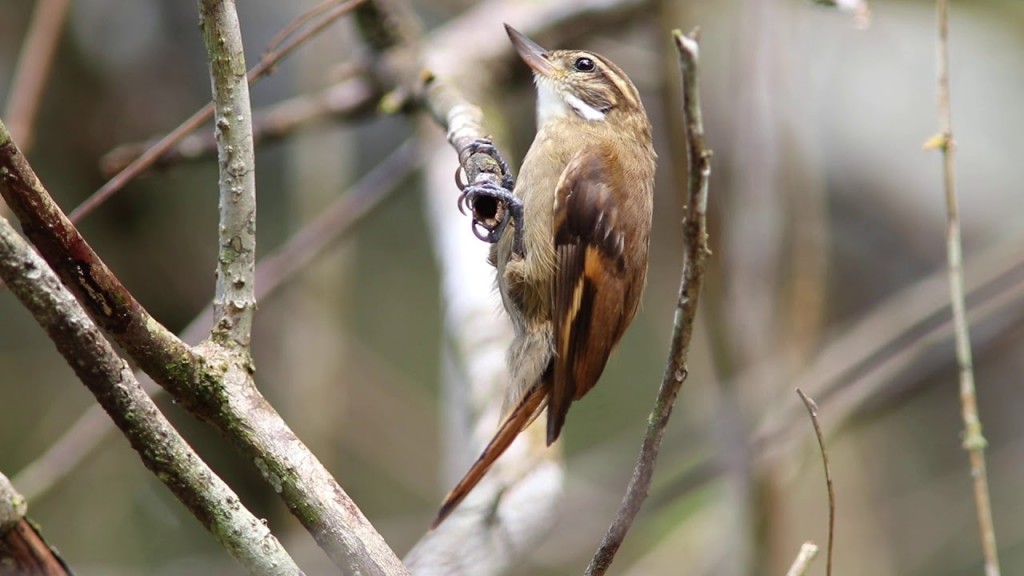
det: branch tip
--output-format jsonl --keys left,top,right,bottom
{"left": 785, "top": 541, "right": 820, "bottom": 576}
{"left": 796, "top": 388, "right": 834, "bottom": 576}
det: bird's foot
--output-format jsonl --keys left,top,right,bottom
{"left": 455, "top": 139, "right": 523, "bottom": 256}
{"left": 458, "top": 180, "right": 524, "bottom": 254}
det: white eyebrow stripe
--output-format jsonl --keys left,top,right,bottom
{"left": 564, "top": 93, "right": 606, "bottom": 121}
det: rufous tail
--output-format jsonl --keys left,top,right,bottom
{"left": 431, "top": 384, "right": 548, "bottom": 529}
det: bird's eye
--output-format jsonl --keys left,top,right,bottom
{"left": 574, "top": 57, "right": 596, "bottom": 72}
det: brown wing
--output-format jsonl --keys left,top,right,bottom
{"left": 547, "top": 146, "right": 634, "bottom": 446}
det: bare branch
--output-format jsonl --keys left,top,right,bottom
{"left": 928, "top": 1, "right": 1001, "bottom": 573}
{"left": 585, "top": 29, "right": 711, "bottom": 576}
{"left": 7, "top": 145, "right": 417, "bottom": 576}
{"left": 192, "top": 340, "right": 410, "bottom": 575}
{"left": 796, "top": 389, "right": 834, "bottom": 576}
{"left": 0, "top": 219, "right": 300, "bottom": 576}
{"left": 785, "top": 541, "right": 820, "bottom": 576}
{"left": 190, "top": 2, "right": 408, "bottom": 571}
{"left": 197, "top": 0, "right": 258, "bottom": 348}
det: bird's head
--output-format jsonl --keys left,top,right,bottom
{"left": 505, "top": 24, "right": 647, "bottom": 129}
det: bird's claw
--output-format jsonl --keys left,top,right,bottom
{"left": 459, "top": 180, "right": 522, "bottom": 247}
{"left": 455, "top": 138, "right": 523, "bottom": 256}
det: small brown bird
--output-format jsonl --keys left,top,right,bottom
{"left": 434, "top": 24, "right": 656, "bottom": 528}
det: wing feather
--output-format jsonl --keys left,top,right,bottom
{"left": 547, "top": 145, "right": 633, "bottom": 445}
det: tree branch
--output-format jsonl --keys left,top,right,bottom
{"left": 187, "top": 2, "right": 408, "bottom": 572}
{"left": 197, "top": 0, "right": 258, "bottom": 348}
{"left": 929, "top": 1, "right": 1000, "bottom": 574}
{"left": 585, "top": 29, "right": 711, "bottom": 576}
{"left": 0, "top": 219, "right": 300, "bottom": 576}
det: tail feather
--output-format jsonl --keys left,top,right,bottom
{"left": 431, "top": 384, "right": 548, "bottom": 529}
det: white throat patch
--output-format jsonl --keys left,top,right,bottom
{"left": 564, "top": 94, "right": 606, "bottom": 121}
{"left": 535, "top": 77, "right": 607, "bottom": 124}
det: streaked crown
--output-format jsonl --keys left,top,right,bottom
{"left": 505, "top": 25, "right": 648, "bottom": 131}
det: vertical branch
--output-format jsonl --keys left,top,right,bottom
{"left": 585, "top": 28, "right": 711, "bottom": 576}
{"left": 193, "top": 5, "right": 408, "bottom": 574}
{"left": 198, "top": 0, "right": 258, "bottom": 348}
{"left": 930, "top": 2, "right": 1001, "bottom": 575}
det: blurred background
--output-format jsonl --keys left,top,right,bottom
{"left": 1, "top": 0, "right": 1023, "bottom": 574}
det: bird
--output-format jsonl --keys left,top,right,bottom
{"left": 434, "top": 23, "right": 656, "bottom": 529}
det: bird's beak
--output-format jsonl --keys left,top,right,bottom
{"left": 505, "top": 24, "right": 558, "bottom": 78}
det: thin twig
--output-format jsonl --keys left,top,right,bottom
{"left": 929, "top": 1, "right": 1001, "bottom": 574}
{"left": 2, "top": 0, "right": 71, "bottom": 154}
{"left": 67, "top": 0, "right": 367, "bottom": 224}
{"left": 0, "top": 218, "right": 300, "bottom": 576}
{"left": 796, "top": 389, "right": 834, "bottom": 576}
{"left": 785, "top": 541, "right": 820, "bottom": 576}
{"left": 584, "top": 28, "right": 711, "bottom": 576}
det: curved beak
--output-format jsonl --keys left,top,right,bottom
{"left": 505, "top": 24, "right": 558, "bottom": 78}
